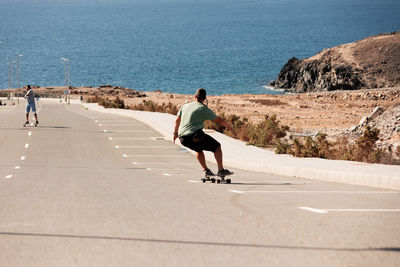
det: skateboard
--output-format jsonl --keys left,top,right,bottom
{"left": 23, "top": 122, "right": 38, "bottom": 127}
{"left": 201, "top": 174, "right": 232, "bottom": 184}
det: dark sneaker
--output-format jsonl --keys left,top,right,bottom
{"left": 35, "top": 121, "right": 39, "bottom": 126}
{"left": 217, "top": 169, "right": 233, "bottom": 176}
{"left": 24, "top": 121, "right": 29, "bottom": 127}
{"left": 204, "top": 169, "right": 215, "bottom": 177}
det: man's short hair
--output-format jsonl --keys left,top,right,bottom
{"left": 195, "top": 88, "right": 206, "bottom": 101}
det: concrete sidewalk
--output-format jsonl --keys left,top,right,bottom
{"left": 82, "top": 102, "right": 400, "bottom": 191}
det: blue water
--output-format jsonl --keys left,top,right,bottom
{"left": 1, "top": 0, "right": 399, "bottom": 95}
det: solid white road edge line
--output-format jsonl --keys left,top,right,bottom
{"left": 299, "top": 207, "right": 400, "bottom": 213}
{"left": 230, "top": 190, "right": 398, "bottom": 194}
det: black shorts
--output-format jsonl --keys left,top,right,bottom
{"left": 179, "top": 130, "right": 221, "bottom": 153}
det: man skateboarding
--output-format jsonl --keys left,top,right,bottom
{"left": 173, "top": 88, "right": 233, "bottom": 178}
{"left": 24, "top": 85, "right": 39, "bottom": 127}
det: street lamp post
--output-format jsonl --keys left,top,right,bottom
{"left": 10, "top": 60, "right": 15, "bottom": 89}
{"left": 67, "top": 59, "right": 70, "bottom": 89}
{"left": 61, "top": 58, "right": 67, "bottom": 88}
{"left": 17, "top": 54, "right": 23, "bottom": 89}
{"left": 7, "top": 58, "right": 10, "bottom": 89}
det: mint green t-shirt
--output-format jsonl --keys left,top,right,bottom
{"left": 177, "top": 102, "right": 218, "bottom": 137}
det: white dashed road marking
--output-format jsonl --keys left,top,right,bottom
{"left": 25, "top": 144, "right": 29, "bottom": 148}
{"left": 109, "top": 137, "right": 151, "bottom": 140}
{"left": 124, "top": 155, "right": 189, "bottom": 158}
{"left": 20, "top": 156, "right": 26, "bottom": 160}
{"left": 5, "top": 175, "right": 13, "bottom": 179}
{"left": 299, "top": 207, "right": 400, "bottom": 214}
{"left": 104, "top": 130, "right": 152, "bottom": 133}
{"left": 115, "top": 146, "right": 176, "bottom": 149}
{"left": 14, "top": 166, "right": 20, "bottom": 170}
{"left": 28, "top": 132, "right": 32, "bottom": 136}
{"left": 132, "top": 162, "right": 197, "bottom": 165}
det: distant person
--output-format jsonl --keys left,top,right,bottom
{"left": 173, "top": 88, "right": 233, "bottom": 177}
{"left": 24, "top": 85, "right": 39, "bottom": 127}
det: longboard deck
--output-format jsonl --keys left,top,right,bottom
{"left": 201, "top": 175, "right": 232, "bottom": 184}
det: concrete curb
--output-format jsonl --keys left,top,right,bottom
{"left": 82, "top": 102, "right": 400, "bottom": 191}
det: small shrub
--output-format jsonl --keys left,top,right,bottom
{"left": 275, "top": 139, "right": 291, "bottom": 154}
{"left": 129, "top": 100, "right": 178, "bottom": 115}
{"left": 247, "top": 115, "right": 289, "bottom": 147}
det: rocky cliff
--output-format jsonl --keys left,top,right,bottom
{"left": 270, "top": 31, "right": 400, "bottom": 93}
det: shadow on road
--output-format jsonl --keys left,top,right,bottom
{"left": 0, "top": 231, "right": 398, "bottom": 252}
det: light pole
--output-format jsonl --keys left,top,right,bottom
{"left": 7, "top": 58, "right": 10, "bottom": 89}
{"left": 17, "top": 54, "right": 23, "bottom": 89}
{"left": 61, "top": 58, "right": 70, "bottom": 89}
{"left": 61, "top": 58, "right": 67, "bottom": 88}
{"left": 10, "top": 60, "right": 16, "bottom": 89}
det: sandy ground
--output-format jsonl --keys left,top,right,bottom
{"left": 122, "top": 88, "right": 400, "bottom": 138}
{"left": 4, "top": 86, "right": 400, "bottom": 140}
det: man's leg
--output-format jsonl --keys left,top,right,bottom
{"left": 196, "top": 151, "right": 208, "bottom": 171}
{"left": 25, "top": 112, "right": 29, "bottom": 122}
{"left": 34, "top": 113, "right": 38, "bottom": 122}
{"left": 214, "top": 146, "right": 223, "bottom": 171}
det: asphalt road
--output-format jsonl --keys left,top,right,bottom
{"left": 1, "top": 99, "right": 399, "bottom": 267}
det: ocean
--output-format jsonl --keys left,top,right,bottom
{"left": 0, "top": 0, "right": 399, "bottom": 95}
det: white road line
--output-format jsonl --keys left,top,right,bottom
{"left": 124, "top": 155, "right": 190, "bottom": 158}
{"left": 104, "top": 130, "right": 152, "bottom": 133}
{"left": 109, "top": 137, "right": 152, "bottom": 140}
{"left": 133, "top": 162, "right": 196, "bottom": 165}
{"left": 188, "top": 180, "right": 201, "bottom": 183}
{"left": 150, "top": 137, "right": 167, "bottom": 140}
{"left": 25, "top": 144, "right": 29, "bottom": 148}
{"left": 5, "top": 175, "right": 13, "bottom": 179}
{"left": 115, "top": 146, "right": 176, "bottom": 149}
{"left": 229, "top": 190, "right": 245, "bottom": 194}
{"left": 324, "top": 209, "right": 400, "bottom": 212}
{"left": 229, "top": 190, "right": 398, "bottom": 194}
{"left": 99, "top": 124, "right": 144, "bottom": 127}
{"left": 146, "top": 168, "right": 152, "bottom": 171}
{"left": 96, "top": 120, "right": 133, "bottom": 123}
{"left": 299, "top": 206, "right": 400, "bottom": 214}
{"left": 163, "top": 173, "right": 171, "bottom": 177}
{"left": 299, "top": 207, "right": 328, "bottom": 214}
{"left": 28, "top": 132, "right": 32, "bottom": 136}
{"left": 20, "top": 156, "right": 26, "bottom": 160}
{"left": 14, "top": 166, "right": 20, "bottom": 170}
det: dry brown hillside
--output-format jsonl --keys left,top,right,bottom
{"left": 270, "top": 31, "right": 400, "bottom": 92}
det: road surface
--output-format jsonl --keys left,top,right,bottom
{"left": 0, "top": 99, "right": 399, "bottom": 266}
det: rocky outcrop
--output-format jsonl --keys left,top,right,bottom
{"left": 270, "top": 31, "right": 400, "bottom": 93}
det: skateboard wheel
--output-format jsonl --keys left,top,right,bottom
{"left": 217, "top": 179, "right": 221, "bottom": 184}
{"left": 226, "top": 179, "right": 231, "bottom": 184}
{"left": 211, "top": 178, "right": 216, "bottom": 183}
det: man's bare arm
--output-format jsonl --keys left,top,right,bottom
{"left": 173, "top": 116, "right": 181, "bottom": 142}
{"left": 213, "top": 117, "right": 232, "bottom": 131}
